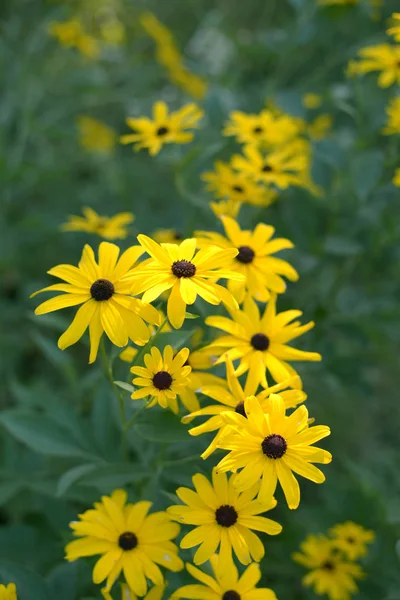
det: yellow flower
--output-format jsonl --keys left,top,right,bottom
{"left": 167, "top": 468, "right": 282, "bottom": 565}
{"left": 205, "top": 294, "right": 321, "bottom": 389}
{"left": 231, "top": 142, "right": 310, "bottom": 189}
{"left": 223, "top": 109, "right": 303, "bottom": 148}
{"left": 318, "top": 0, "right": 358, "bottom": 4}
{"left": 387, "top": 13, "right": 400, "bottom": 41}
{"left": 76, "top": 116, "right": 117, "bottom": 154}
{"left": 120, "top": 311, "right": 171, "bottom": 363}
{"left": 202, "top": 161, "right": 278, "bottom": 207}
{"left": 196, "top": 216, "right": 298, "bottom": 303}
{"left": 48, "top": 19, "right": 100, "bottom": 59}
{"left": 328, "top": 522, "right": 375, "bottom": 561}
{"left": 152, "top": 229, "right": 185, "bottom": 244}
{"left": 31, "top": 242, "right": 160, "bottom": 363}
{"left": 177, "top": 347, "right": 226, "bottom": 414}
{"left": 171, "top": 556, "right": 277, "bottom": 600}
{"left": 169, "top": 67, "right": 208, "bottom": 101}
{"left": 349, "top": 44, "right": 400, "bottom": 88}
{"left": 65, "top": 489, "right": 183, "bottom": 596}
{"left": 129, "top": 235, "right": 244, "bottom": 329}
{"left": 76, "top": 34, "right": 101, "bottom": 59}
{"left": 303, "top": 93, "right": 323, "bottom": 109}
{"left": 130, "top": 345, "right": 192, "bottom": 413}
{"left": 120, "top": 102, "right": 203, "bottom": 156}
{"left": 308, "top": 114, "right": 333, "bottom": 140}
{"left": 210, "top": 199, "right": 241, "bottom": 220}
{"left": 393, "top": 167, "right": 400, "bottom": 186}
{"left": 183, "top": 357, "right": 306, "bottom": 459}
{"left": 382, "top": 97, "right": 400, "bottom": 135}
{"left": 293, "top": 534, "right": 364, "bottom": 600}
{"left": 217, "top": 395, "right": 331, "bottom": 509}
{"left": 61, "top": 207, "right": 134, "bottom": 240}
{"left": 140, "top": 12, "right": 175, "bottom": 47}
{"left": 99, "top": 19, "right": 125, "bottom": 45}
{"left": 0, "top": 583, "right": 17, "bottom": 600}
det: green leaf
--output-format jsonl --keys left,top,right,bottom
{"left": 0, "top": 560, "right": 51, "bottom": 600}
{"left": 56, "top": 463, "right": 100, "bottom": 496}
{"left": 78, "top": 463, "right": 148, "bottom": 492}
{"left": 134, "top": 411, "right": 190, "bottom": 443}
{"left": 184, "top": 312, "right": 200, "bottom": 319}
{"left": 323, "top": 236, "right": 362, "bottom": 256}
{"left": 114, "top": 381, "right": 135, "bottom": 393}
{"left": 351, "top": 150, "right": 384, "bottom": 201}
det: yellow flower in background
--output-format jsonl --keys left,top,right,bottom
{"left": 119, "top": 311, "right": 171, "bottom": 363}
{"left": 217, "top": 395, "right": 331, "bottom": 509}
{"left": 393, "top": 167, "right": 400, "bottom": 186}
{"left": 387, "top": 13, "right": 400, "bottom": 41}
{"left": 348, "top": 44, "right": 400, "bottom": 88}
{"left": 49, "top": 19, "right": 100, "bottom": 59}
{"left": 318, "top": 0, "right": 358, "bottom": 5}
{"left": 167, "top": 468, "right": 282, "bottom": 565}
{"left": 308, "top": 114, "right": 333, "bottom": 140}
{"left": 202, "top": 161, "right": 278, "bottom": 207}
{"left": 293, "top": 534, "right": 364, "bottom": 600}
{"left": 129, "top": 235, "right": 244, "bottom": 329}
{"left": 120, "top": 102, "right": 203, "bottom": 156}
{"left": 177, "top": 347, "right": 226, "bottom": 414}
{"left": 206, "top": 294, "right": 321, "bottom": 389}
{"left": 61, "top": 207, "right": 134, "bottom": 240}
{"left": 303, "top": 93, "right": 323, "bottom": 109}
{"left": 329, "top": 522, "right": 375, "bottom": 561}
{"left": 196, "top": 216, "right": 298, "bottom": 303}
{"left": 65, "top": 489, "right": 183, "bottom": 596}
{"left": 183, "top": 357, "right": 306, "bottom": 459}
{"left": 0, "top": 583, "right": 17, "bottom": 600}
{"left": 172, "top": 556, "right": 277, "bottom": 600}
{"left": 31, "top": 242, "right": 160, "bottom": 363}
{"left": 210, "top": 199, "right": 241, "bottom": 219}
{"left": 223, "top": 109, "right": 303, "bottom": 149}
{"left": 102, "top": 582, "right": 165, "bottom": 600}
{"left": 130, "top": 345, "right": 192, "bottom": 413}
{"left": 152, "top": 229, "right": 185, "bottom": 244}
{"left": 76, "top": 116, "right": 117, "bottom": 154}
{"left": 382, "top": 97, "right": 400, "bottom": 135}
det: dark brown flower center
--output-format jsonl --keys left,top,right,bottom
{"left": 253, "top": 126, "right": 263, "bottom": 134}
{"left": 118, "top": 531, "right": 138, "bottom": 551}
{"left": 262, "top": 434, "right": 287, "bottom": 459}
{"left": 90, "top": 278, "right": 115, "bottom": 301}
{"left": 232, "top": 185, "right": 244, "bottom": 193}
{"left": 152, "top": 371, "right": 173, "bottom": 390}
{"left": 347, "top": 537, "right": 355, "bottom": 544}
{"left": 236, "top": 246, "right": 255, "bottom": 264}
{"left": 251, "top": 333, "right": 270, "bottom": 351}
{"left": 235, "top": 401, "right": 247, "bottom": 418}
{"left": 171, "top": 260, "right": 196, "bottom": 278}
{"left": 174, "top": 232, "right": 183, "bottom": 240}
{"left": 223, "top": 592, "right": 241, "bottom": 600}
{"left": 322, "top": 561, "right": 335, "bottom": 572}
{"left": 215, "top": 505, "right": 238, "bottom": 527}
{"left": 262, "top": 164, "right": 273, "bottom": 172}
{"left": 156, "top": 126, "right": 169, "bottom": 136}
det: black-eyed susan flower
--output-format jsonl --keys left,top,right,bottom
{"left": 394, "top": 167, "right": 400, "bottom": 187}
{"left": 205, "top": 294, "right": 321, "bottom": 389}
{"left": 223, "top": 109, "right": 303, "bottom": 149}
{"left": 196, "top": 216, "right": 298, "bottom": 303}
{"left": 120, "top": 311, "right": 172, "bottom": 363}
{"left": 120, "top": 102, "right": 203, "bottom": 156}
{"left": 129, "top": 236, "right": 244, "bottom": 329}
{"left": 130, "top": 345, "right": 192, "bottom": 413}
{"left": 49, "top": 19, "right": 100, "bottom": 59}
{"left": 210, "top": 199, "right": 241, "bottom": 220}
{"left": 328, "top": 522, "right": 375, "bottom": 561}
{"left": 171, "top": 556, "right": 277, "bottom": 600}
{"left": 308, "top": 114, "right": 333, "bottom": 141}
{"left": 0, "top": 583, "right": 17, "bottom": 600}
{"left": 31, "top": 242, "right": 160, "bottom": 363}
{"left": 292, "top": 534, "right": 364, "bottom": 600}
{"left": 177, "top": 347, "right": 226, "bottom": 413}
{"left": 382, "top": 97, "right": 400, "bottom": 135}
{"left": 61, "top": 208, "right": 134, "bottom": 240}
{"left": 348, "top": 44, "right": 400, "bottom": 88}
{"left": 167, "top": 468, "right": 282, "bottom": 565}
{"left": 65, "top": 489, "right": 183, "bottom": 596}
{"left": 102, "top": 582, "right": 165, "bottom": 600}
{"left": 387, "top": 13, "right": 400, "bottom": 41}
{"left": 182, "top": 357, "right": 306, "bottom": 459}
{"left": 76, "top": 116, "right": 117, "bottom": 155}
{"left": 217, "top": 394, "right": 331, "bottom": 509}
{"left": 152, "top": 229, "right": 185, "bottom": 244}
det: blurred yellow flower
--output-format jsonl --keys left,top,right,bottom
{"left": 318, "top": 0, "right": 358, "bottom": 4}
{"left": 223, "top": 109, "right": 303, "bottom": 148}
{"left": 348, "top": 44, "right": 400, "bottom": 87}
{"left": 76, "top": 116, "right": 117, "bottom": 154}
{"left": 102, "top": 582, "right": 165, "bottom": 600}
{"left": 120, "top": 102, "right": 203, "bottom": 156}
{"left": 329, "top": 522, "right": 375, "bottom": 561}
{"left": 49, "top": 19, "right": 100, "bottom": 59}
{"left": 308, "top": 114, "right": 333, "bottom": 140}
{"left": 387, "top": 13, "right": 400, "bottom": 42}
{"left": 393, "top": 167, "right": 400, "bottom": 186}
{"left": 382, "top": 97, "right": 400, "bottom": 134}
{"left": 210, "top": 199, "right": 241, "bottom": 219}
{"left": 61, "top": 207, "right": 134, "bottom": 240}
{"left": 0, "top": 583, "right": 17, "bottom": 600}
{"left": 303, "top": 93, "right": 323, "bottom": 109}
{"left": 152, "top": 229, "right": 185, "bottom": 244}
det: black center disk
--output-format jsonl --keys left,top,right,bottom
{"left": 253, "top": 126, "right": 263, "bottom": 134}
{"left": 215, "top": 505, "right": 238, "bottom": 527}
{"left": 223, "top": 592, "right": 241, "bottom": 600}
{"left": 262, "top": 164, "right": 273, "bottom": 172}
{"left": 118, "top": 531, "right": 138, "bottom": 551}
{"left": 232, "top": 185, "right": 244, "bottom": 193}
{"left": 250, "top": 333, "right": 270, "bottom": 351}
{"left": 322, "top": 561, "right": 335, "bottom": 572}
{"left": 90, "top": 278, "right": 115, "bottom": 301}
{"left": 174, "top": 232, "right": 183, "bottom": 241}
{"left": 152, "top": 371, "right": 173, "bottom": 390}
{"left": 347, "top": 537, "right": 355, "bottom": 544}
{"left": 171, "top": 260, "right": 196, "bottom": 278}
{"left": 261, "top": 434, "right": 287, "bottom": 459}
{"left": 156, "top": 126, "right": 169, "bottom": 136}
{"left": 236, "top": 246, "right": 255, "bottom": 264}
{"left": 235, "top": 401, "right": 247, "bottom": 418}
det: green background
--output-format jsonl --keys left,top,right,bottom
{"left": 1, "top": 0, "right": 400, "bottom": 598}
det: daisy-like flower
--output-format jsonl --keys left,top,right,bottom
{"left": 130, "top": 346, "right": 192, "bottom": 413}
{"left": 293, "top": 534, "right": 364, "bottom": 600}
{"left": 0, "top": 584, "right": 17, "bottom": 600}
{"left": 202, "top": 161, "right": 278, "bottom": 207}
{"left": 120, "top": 311, "right": 172, "bottom": 363}
{"left": 387, "top": 13, "right": 400, "bottom": 42}
{"left": 210, "top": 199, "right": 241, "bottom": 220}
{"left": 329, "top": 522, "right": 375, "bottom": 561}
{"left": 167, "top": 468, "right": 282, "bottom": 565}
{"left": 61, "top": 207, "right": 134, "bottom": 240}
{"left": 302, "top": 93, "right": 323, "bottom": 109}
{"left": 217, "top": 394, "right": 331, "bottom": 509}
{"left": 231, "top": 142, "right": 311, "bottom": 189}
{"left": 308, "top": 114, "right": 333, "bottom": 141}
{"left": 129, "top": 236, "right": 245, "bottom": 329}
{"left": 102, "top": 582, "right": 165, "bottom": 600}
{"left": 76, "top": 116, "right": 117, "bottom": 155}
{"left": 172, "top": 556, "right": 277, "bottom": 600}
{"left": 182, "top": 357, "right": 306, "bottom": 459}
{"left": 393, "top": 167, "right": 400, "bottom": 186}
{"left": 382, "top": 97, "right": 400, "bottom": 135}
{"left": 348, "top": 44, "right": 400, "bottom": 88}
{"left": 65, "top": 489, "right": 183, "bottom": 596}
{"left": 205, "top": 295, "right": 321, "bottom": 389}
{"left": 196, "top": 216, "right": 298, "bottom": 303}
{"left": 177, "top": 347, "right": 226, "bottom": 414}
{"left": 120, "top": 101, "right": 203, "bottom": 156}
{"left": 31, "top": 243, "right": 160, "bottom": 363}
{"left": 223, "top": 109, "right": 303, "bottom": 149}
{"left": 152, "top": 229, "right": 185, "bottom": 244}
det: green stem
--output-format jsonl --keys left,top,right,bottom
{"left": 132, "top": 314, "right": 169, "bottom": 367}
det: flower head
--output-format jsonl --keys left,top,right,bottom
{"left": 172, "top": 556, "right": 277, "bottom": 600}
{"left": 217, "top": 394, "right": 331, "bottom": 509}
{"left": 303, "top": 93, "right": 323, "bottom": 109}
{"left": 49, "top": 19, "right": 100, "bottom": 59}
{"left": 130, "top": 345, "right": 192, "bottom": 413}
{"left": 61, "top": 208, "right": 134, "bottom": 240}
{"left": 387, "top": 13, "right": 400, "bottom": 42}
{"left": 328, "top": 522, "right": 375, "bottom": 561}
{"left": 0, "top": 584, "right": 17, "bottom": 600}
{"left": 223, "top": 109, "right": 303, "bottom": 148}
{"left": 393, "top": 167, "right": 400, "bottom": 186}
{"left": 152, "top": 229, "right": 185, "bottom": 244}
{"left": 129, "top": 235, "right": 245, "bottom": 329}
{"left": 293, "top": 534, "right": 364, "bottom": 600}
{"left": 308, "top": 114, "right": 333, "bottom": 140}
{"left": 31, "top": 242, "right": 160, "bottom": 363}
{"left": 120, "top": 102, "right": 203, "bottom": 155}
{"left": 77, "top": 116, "right": 116, "bottom": 154}
{"left": 210, "top": 199, "right": 242, "bottom": 220}
{"left": 196, "top": 216, "right": 298, "bottom": 303}
{"left": 65, "top": 489, "right": 183, "bottom": 596}
{"left": 167, "top": 468, "right": 282, "bottom": 565}
{"left": 348, "top": 44, "right": 400, "bottom": 88}
{"left": 382, "top": 97, "right": 400, "bottom": 135}
{"left": 206, "top": 294, "right": 321, "bottom": 389}
{"left": 102, "top": 582, "right": 165, "bottom": 600}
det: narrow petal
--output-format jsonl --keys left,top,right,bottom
{"left": 58, "top": 299, "right": 97, "bottom": 350}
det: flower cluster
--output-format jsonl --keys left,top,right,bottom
{"left": 61, "top": 207, "right": 134, "bottom": 240}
